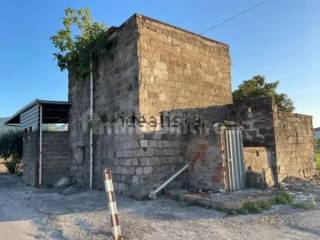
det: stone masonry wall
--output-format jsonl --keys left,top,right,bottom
{"left": 42, "top": 131, "right": 71, "bottom": 187}
{"left": 137, "top": 15, "right": 232, "bottom": 120}
{"left": 69, "top": 15, "right": 140, "bottom": 189}
{"left": 243, "top": 147, "right": 275, "bottom": 187}
{"left": 229, "top": 97, "right": 276, "bottom": 149}
{"left": 23, "top": 131, "right": 39, "bottom": 187}
{"left": 274, "top": 112, "right": 316, "bottom": 181}
{"left": 111, "top": 132, "right": 185, "bottom": 198}
{"left": 68, "top": 13, "right": 316, "bottom": 196}
{"left": 230, "top": 97, "right": 316, "bottom": 184}
{"left": 132, "top": 15, "right": 232, "bottom": 196}
{"left": 184, "top": 128, "right": 226, "bottom": 191}
{"left": 229, "top": 97, "right": 277, "bottom": 179}
{"left": 68, "top": 14, "right": 232, "bottom": 198}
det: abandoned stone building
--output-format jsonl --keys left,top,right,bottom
{"left": 6, "top": 14, "right": 317, "bottom": 198}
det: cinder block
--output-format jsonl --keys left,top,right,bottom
{"left": 140, "top": 140, "right": 149, "bottom": 148}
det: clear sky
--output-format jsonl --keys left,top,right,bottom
{"left": 1, "top": 0, "right": 319, "bottom": 127}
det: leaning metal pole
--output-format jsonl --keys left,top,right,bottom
{"left": 149, "top": 164, "right": 189, "bottom": 199}
{"left": 104, "top": 168, "right": 124, "bottom": 240}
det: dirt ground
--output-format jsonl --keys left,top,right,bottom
{"left": 0, "top": 172, "right": 320, "bottom": 240}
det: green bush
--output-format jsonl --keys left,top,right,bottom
{"left": 292, "top": 198, "right": 317, "bottom": 210}
{"left": 232, "top": 191, "right": 293, "bottom": 215}
{"left": 316, "top": 139, "right": 320, "bottom": 151}
{"left": 0, "top": 130, "right": 23, "bottom": 173}
{"left": 316, "top": 151, "right": 320, "bottom": 173}
{"left": 270, "top": 191, "right": 293, "bottom": 205}
{"left": 236, "top": 200, "right": 272, "bottom": 214}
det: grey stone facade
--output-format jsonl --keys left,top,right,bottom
{"left": 66, "top": 14, "right": 316, "bottom": 198}
{"left": 230, "top": 97, "right": 316, "bottom": 184}
{"left": 274, "top": 111, "right": 316, "bottom": 181}
{"left": 68, "top": 14, "right": 233, "bottom": 198}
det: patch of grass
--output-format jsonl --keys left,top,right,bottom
{"left": 172, "top": 194, "right": 180, "bottom": 202}
{"left": 316, "top": 151, "right": 320, "bottom": 173}
{"left": 184, "top": 198, "right": 198, "bottom": 207}
{"left": 292, "top": 198, "right": 317, "bottom": 210}
{"left": 270, "top": 191, "right": 293, "bottom": 205}
{"left": 230, "top": 191, "right": 293, "bottom": 215}
{"left": 233, "top": 200, "right": 271, "bottom": 215}
{"left": 173, "top": 191, "right": 294, "bottom": 215}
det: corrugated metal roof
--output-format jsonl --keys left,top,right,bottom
{"left": 5, "top": 99, "right": 71, "bottom": 126}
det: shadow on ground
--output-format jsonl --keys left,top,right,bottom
{"left": 0, "top": 173, "right": 224, "bottom": 224}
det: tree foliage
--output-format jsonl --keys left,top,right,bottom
{"left": 0, "top": 130, "right": 23, "bottom": 173}
{"left": 233, "top": 75, "right": 295, "bottom": 112}
{"left": 51, "top": 8, "right": 109, "bottom": 78}
{"left": 0, "top": 130, "right": 23, "bottom": 160}
{"left": 316, "top": 139, "right": 320, "bottom": 151}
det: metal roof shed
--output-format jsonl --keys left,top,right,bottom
{"left": 6, "top": 99, "right": 70, "bottom": 129}
{"left": 5, "top": 99, "right": 71, "bottom": 187}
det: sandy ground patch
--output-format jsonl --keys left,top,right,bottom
{"left": 0, "top": 173, "right": 320, "bottom": 240}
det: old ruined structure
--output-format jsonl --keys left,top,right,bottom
{"left": 69, "top": 14, "right": 316, "bottom": 197}
{"left": 7, "top": 14, "right": 317, "bottom": 198}
{"left": 69, "top": 14, "right": 232, "bottom": 197}
{"left": 230, "top": 97, "right": 316, "bottom": 186}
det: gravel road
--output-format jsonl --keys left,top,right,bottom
{"left": 0, "top": 173, "right": 320, "bottom": 240}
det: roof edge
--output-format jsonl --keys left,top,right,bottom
{"left": 5, "top": 99, "right": 70, "bottom": 125}
{"left": 132, "top": 13, "right": 229, "bottom": 48}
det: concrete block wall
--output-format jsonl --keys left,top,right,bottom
{"left": 23, "top": 132, "right": 39, "bottom": 187}
{"left": 42, "top": 131, "right": 71, "bottom": 187}
{"left": 274, "top": 112, "right": 316, "bottom": 181}
{"left": 22, "top": 131, "right": 71, "bottom": 187}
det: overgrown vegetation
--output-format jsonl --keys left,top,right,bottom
{"left": 316, "top": 151, "right": 320, "bottom": 173}
{"left": 51, "top": 8, "right": 110, "bottom": 78}
{"left": 0, "top": 130, "right": 23, "bottom": 174}
{"left": 173, "top": 191, "right": 294, "bottom": 215}
{"left": 0, "top": 117, "right": 18, "bottom": 134}
{"left": 315, "top": 139, "right": 320, "bottom": 173}
{"left": 236, "top": 191, "right": 292, "bottom": 214}
{"left": 233, "top": 75, "right": 295, "bottom": 112}
{"left": 292, "top": 198, "right": 317, "bottom": 210}
{"left": 229, "top": 191, "right": 293, "bottom": 215}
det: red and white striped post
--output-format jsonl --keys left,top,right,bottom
{"left": 104, "top": 168, "right": 124, "bottom": 240}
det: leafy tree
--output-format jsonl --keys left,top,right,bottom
{"left": 316, "top": 139, "right": 320, "bottom": 151}
{"left": 51, "top": 8, "right": 109, "bottom": 78}
{"left": 0, "top": 130, "right": 23, "bottom": 173}
{"left": 233, "top": 75, "right": 295, "bottom": 112}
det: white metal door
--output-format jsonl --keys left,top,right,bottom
{"left": 225, "top": 128, "right": 245, "bottom": 191}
